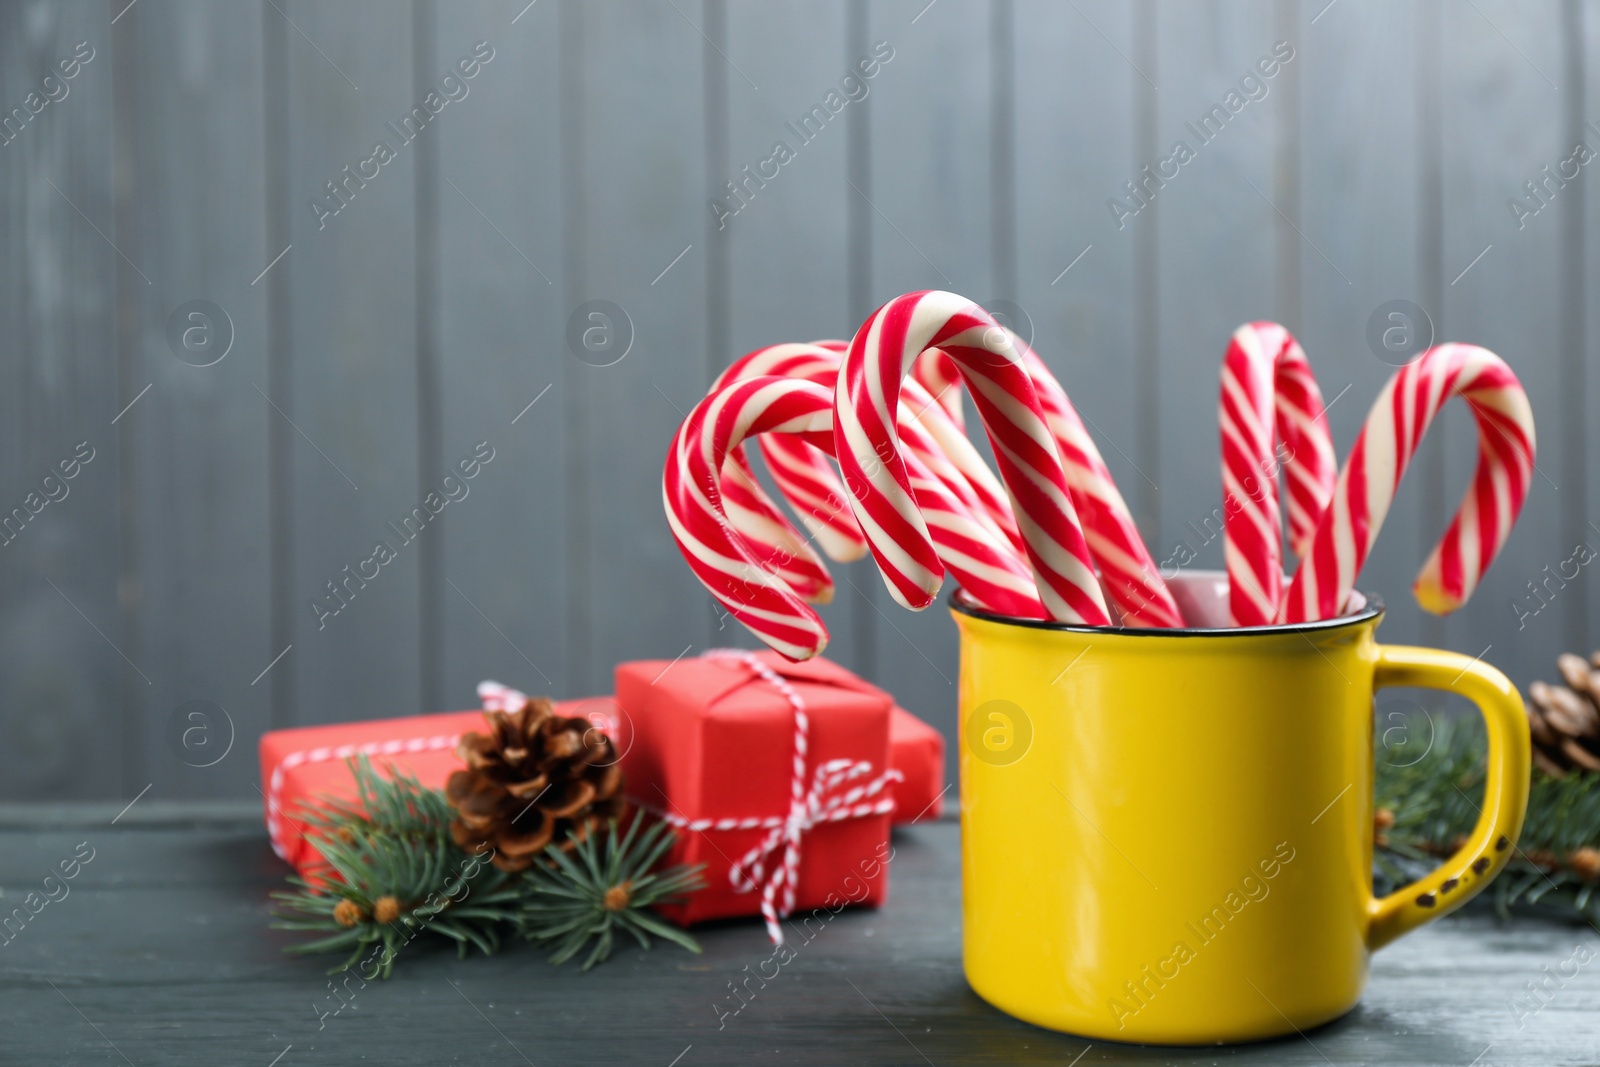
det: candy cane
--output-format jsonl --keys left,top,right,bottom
{"left": 830, "top": 343, "right": 1020, "bottom": 547}
{"left": 907, "top": 379, "right": 1025, "bottom": 555}
{"left": 666, "top": 376, "right": 840, "bottom": 658}
{"left": 713, "top": 344, "right": 868, "bottom": 564}
{"left": 1219, "top": 323, "right": 1338, "bottom": 626}
{"left": 913, "top": 347, "right": 966, "bottom": 429}
{"left": 667, "top": 376, "right": 1046, "bottom": 659}
{"left": 1281, "top": 344, "right": 1536, "bottom": 623}
{"left": 889, "top": 396, "right": 1045, "bottom": 619}
{"left": 718, "top": 454, "right": 835, "bottom": 605}
{"left": 835, "top": 291, "right": 1110, "bottom": 625}
{"left": 717, "top": 343, "right": 1025, "bottom": 579}
{"left": 1018, "top": 342, "right": 1184, "bottom": 628}
{"left": 914, "top": 342, "right": 1184, "bottom": 627}
{"left": 897, "top": 387, "right": 1025, "bottom": 565}
{"left": 897, "top": 443, "right": 1048, "bottom": 621}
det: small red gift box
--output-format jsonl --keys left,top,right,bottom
{"left": 889, "top": 705, "right": 946, "bottom": 822}
{"left": 614, "top": 650, "right": 898, "bottom": 934}
{"left": 258, "top": 698, "right": 614, "bottom": 875}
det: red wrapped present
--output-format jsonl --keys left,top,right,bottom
{"left": 259, "top": 697, "right": 616, "bottom": 875}
{"left": 614, "top": 650, "right": 899, "bottom": 939}
{"left": 889, "top": 705, "right": 946, "bottom": 822}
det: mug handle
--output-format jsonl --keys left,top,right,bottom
{"left": 1366, "top": 644, "right": 1532, "bottom": 950}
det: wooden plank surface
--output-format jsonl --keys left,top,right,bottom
{"left": 1014, "top": 0, "right": 1144, "bottom": 605}
{"left": 858, "top": 0, "right": 996, "bottom": 746}
{"left": 1, "top": 0, "right": 1593, "bottom": 800}
{"left": 1151, "top": 0, "right": 1281, "bottom": 577}
{"left": 432, "top": 0, "right": 569, "bottom": 710}
{"left": 565, "top": 0, "right": 716, "bottom": 696}
{"left": 0, "top": 0, "right": 123, "bottom": 800}
{"left": 719, "top": 0, "right": 871, "bottom": 678}
{"left": 111, "top": 0, "right": 274, "bottom": 800}
{"left": 1436, "top": 0, "right": 1568, "bottom": 692}
{"left": 1295, "top": 0, "right": 1434, "bottom": 679}
{"left": 1586, "top": 0, "right": 1600, "bottom": 660}
{"left": 279, "top": 0, "right": 422, "bottom": 726}
{"left": 3, "top": 814, "right": 1599, "bottom": 1064}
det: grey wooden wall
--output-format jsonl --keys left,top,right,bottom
{"left": 0, "top": 0, "right": 1594, "bottom": 801}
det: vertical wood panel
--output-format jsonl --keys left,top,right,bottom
{"left": 1152, "top": 0, "right": 1279, "bottom": 574}
{"left": 1015, "top": 0, "right": 1143, "bottom": 594}
{"left": 413, "top": 0, "right": 444, "bottom": 716}
{"left": 559, "top": 0, "right": 590, "bottom": 695}
{"left": 2, "top": 2, "right": 1590, "bottom": 797}
{"left": 117, "top": 0, "right": 272, "bottom": 797}
{"left": 1013, "top": 0, "right": 1141, "bottom": 763}
{"left": 1585, "top": 0, "right": 1599, "bottom": 658}
{"left": 571, "top": 0, "right": 713, "bottom": 692}
{"left": 1438, "top": 0, "right": 1567, "bottom": 689}
{"left": 1296, "top": 0, "right": 1430, "bottom": 656}
{"left": 434, "top": 1, "right": 568, "bottom": 707}
{"left": 281, "top": 0, "right": 422, "bottom": 724}
{"left": 0, "top": 0, "right": 121, "bottom": 799}
{"left": 1558, "top": 0, "right": 1591, "bottom": 659}
{"left": 860, "top": 0, "right": 995, "bottom": 734}
{"left": 722, "top": 1, "right": 867, "bottom": 672}
{"left": 262, "top": 0, "right": 294, "bottom": 735}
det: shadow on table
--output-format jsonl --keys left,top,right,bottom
{"left": 869, "top": 983, "right": 1492, "bottom": 1067}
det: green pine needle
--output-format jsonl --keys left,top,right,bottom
{"left": 271, "top": 755, "right": 704, "bottom": 976}
{"left": 1374, "top": 713, "right": 1600, "bottom": 925}
{"left": 519, "top": 814, "right": 706, "bottom": 970}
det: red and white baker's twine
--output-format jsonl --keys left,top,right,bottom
{"left": 265, "top": 733, "right": 461, "bottom": 860}
{"left": 1219, "top": 323, "right": 1337, "bottom": 626}
{"left": 264, "top": 681, "right": 556, "bottom": 860}
{"left": 642, "top": 651, "right": 900, "bottom": 944}
{"left": 1281, "top": 343, "right": 1535, "bottom": 623}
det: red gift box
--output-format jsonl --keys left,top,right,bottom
{"left": 614, "top": 650, "right": 898, "bottom": 933}
{"left": 889, "top": 705, "right": 946, "bottom": 822}
{"left": 260, "top": 663, "right": 939, "bottom": 936}
{"left": 259, "top": 698, "right": 616, "bottom": 875}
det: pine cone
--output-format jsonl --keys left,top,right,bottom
{"left": 446, "top": 696, "right": 625, "bottom": 872}
{"left": 1526, "top": 651, "right": 1600, "bottom": 777}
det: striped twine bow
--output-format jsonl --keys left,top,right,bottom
{"left": 648, "top": 650, "right": 901, "bottom": 944}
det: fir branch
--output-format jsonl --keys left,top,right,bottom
{"left": 519, "top": 813, "right": 706, "bottom": 970}
{"left": 1374, "top": 714, "right": 1600, "bottom": 926}
{"left": 271, "top": 755, "right": 704, "bottom": 976}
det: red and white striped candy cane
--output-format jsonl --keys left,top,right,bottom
{"left": 913, "top": 340, "right": 1184, "bottom": 627}
{"left": 906, "top": 376, "right": 1025, "bottom": 554}
{"left": 666, "top": 376, "right": 838, "bottom": 658}
{"left": 713, "top": 344, "right": 867, "bottom": 565}
{"left": 895, "top": 403, "right": 1046, "bottom": 619}
{"left": 913, "top": 347, "right": 966, "bottom": 429}
{"left": 718, "top": 343, "right": 1027, "bottom": 577}
{"left": 836, "top": 291, "right": 1110, "bottom": 625}
{"left": 666, "top": 376, "right": 1045, "bottom": 659}
{"left": 1219, "top": 323, "right": 1338, "bottom": 626}
{"left": 718, "top": 453, "right": 835, "bottom": 605}
{"left": 835, "top": 343, "right": 1020, "bottom": 547}
{"left": 1018, "top": 342, "right": 1185, "bottom": 628}
{"left": 1281, "top": 343, "right": 1536, "bottom": 623}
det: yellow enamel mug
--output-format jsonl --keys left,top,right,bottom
{"left": 952, "top": 571, "right": 1530, "bottom": 1045}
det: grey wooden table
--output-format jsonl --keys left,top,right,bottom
{"left": 2, "top": 807, "right": 1597, "bottom": 1066}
